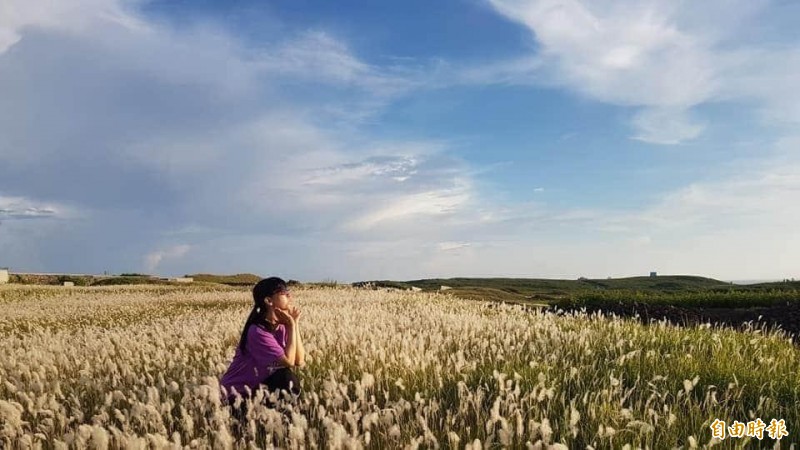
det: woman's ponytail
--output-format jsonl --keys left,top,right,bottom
{"left": 237, "top": 305, "right": 262, "bottom": 353}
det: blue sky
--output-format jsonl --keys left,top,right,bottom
{"left": 1, "top": 0, "right": 799, "bottom": 282}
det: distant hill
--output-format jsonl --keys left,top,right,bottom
{"left": 404, "top": 275, "right": 728, "bottom": 293}
{"left": 188, "top": 273, "right": 262, "bottom": 286}
{"left": 728, "top": 279, "right": 800, "bottom": 291}
{"left": 91, "top": 276, "right": 175, "bottom": 286}
{"left": 355, "top": 275, "right": 736, "bottom": 305}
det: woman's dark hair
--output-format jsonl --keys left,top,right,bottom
{"left": 237, "top": 277, "right": 288, "bottom": 353}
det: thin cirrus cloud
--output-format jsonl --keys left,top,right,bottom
{"left": 630, "top": 108, "right": 705, "bottom": 145}
{"left": 255, "top": 31, "right": 419, "bottom": 97}
{"left": 560, "top": 145, "right": 800, "bottom": 279}
{"left": 345, "top": 182, "right": 472, "bottom": 232}
{"left": 0, "top": 195, "right": 62, "bottom": 220}
{"left": 302, "top": 155, "right": 420, "bottom": 187}
{"left": 637, "top": 156, "right": 800, "bottom": 232}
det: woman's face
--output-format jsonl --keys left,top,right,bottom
{"left": 269, "top": 289, "right": 292, "bottom": 311}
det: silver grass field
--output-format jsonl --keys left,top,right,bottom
{"left": 0, "top": 285, "right": 798, "bottom": 449}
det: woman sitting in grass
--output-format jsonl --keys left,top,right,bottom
{"left": 220, "top": 277, "right": 305, "bottom": 403}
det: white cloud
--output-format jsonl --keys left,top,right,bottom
{"left": 144, "top": 244, "right": 190, "bottom": 273}
{"left": 225, "top": 120, "right": 462, "bottom": 224}
{"left": 438, "top": 241, "right": 471, "bottom": 252}
{"left": 0, "top": 0, "right": 143, "bottom": 53}
{"left": 0, "top": 0, "right": 487, "bottom": 277}
{"left": 484, "top": 0, "right": 800, "bottom": 144}
{"left": 487, "top": 0, "right": 717, "bottom": 104}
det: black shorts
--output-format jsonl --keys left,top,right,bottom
{"left": 261, "top": 367, "right": 302, "bottom": 396}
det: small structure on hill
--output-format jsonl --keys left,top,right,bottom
{"left": 170, "top": 277, "right": 194, "bottom": 283}
{"left": 440, "top": 285, "right": 452, "bottom": 291}
{"left": 411, "top": 286, "right": 422, "bottom": 292}
{"left": 650, "top": 272, "right": 657, "bottom": 278}
{"left": 0, "top": 268, "right": 8, "bottom": 284}
{"left": 63, "top": 281, "right": 75, "bottom": 287}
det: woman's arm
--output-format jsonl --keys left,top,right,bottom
{"left": 287, "top": 306, "right": 305, "bottom": 367}
{"left": 280, "top": 320, "right": 297, "bottom": 367}
{"left": 294, "top": 323, "right": 305, "bottom": 367}
{"left": 273, "top": 309, "right": 297, "bottom": 367}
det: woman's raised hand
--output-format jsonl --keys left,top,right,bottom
{"left": 273, "top": 308, "right": 295, "bottom": 325}
{"left": 289, "top": 306, "right": 303, "bottom": 322}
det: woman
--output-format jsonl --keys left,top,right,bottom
{"left": 221, "top": 277, "right": 305, "bottom": 403}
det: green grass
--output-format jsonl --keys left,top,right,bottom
{"left": 358, "top": 276, "right": 800, "bottom": 309}
{"left": 360, "top": 275, "right": 732, "bottom": 297}
{"left": 187, "top": 273, "right": 262, "bottom": 286}
{"left": 556, "top": 289, "right": 800, "bottom": 308}
{"left": 9, "top": 274, "right": 95, "bottom": 285}
{"left": 91, "top": 276, "right": 176, "bottom": 286}
{"left": 439, "top": 287, "right": 552, "bottom": 307}
{"left": 732, "top": 280, "right": 800, "bottom": 291}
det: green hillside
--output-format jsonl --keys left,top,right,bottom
{"left": 188, "top": 273, "right": 262, "bottom": 286}
{"left": 356, "top": 275, "right": 738, "bottom": 306}
{"left": 407, "top": 275, "right": 728, "bottom": 293}
{"left": 732, "top": 280, "right": 800, "bottom": 291}
{"left": 91, "top": 276, "right": 174, "bottom": 286}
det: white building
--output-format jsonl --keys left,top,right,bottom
{"left": 0, "top": 269, "right": 9, "bottom": 284}
{"left": 170, "top": 277, "right": 194, "bottom": 283}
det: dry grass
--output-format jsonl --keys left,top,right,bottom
{"left": 1, "top": 285, "right": 798, "bottom": 449}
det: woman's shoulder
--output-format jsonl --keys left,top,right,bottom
{"left": 248, "top": 323, "right": 282, "bottom": 339}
